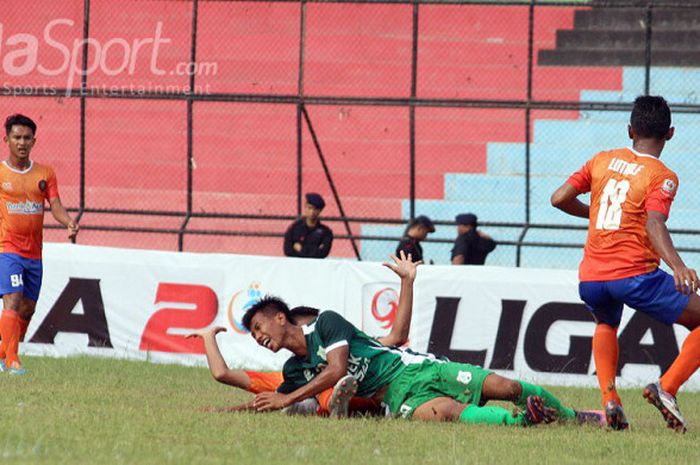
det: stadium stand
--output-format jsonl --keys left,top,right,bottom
{"left": 9, "top": 1, "right": 698, "bottom": 269}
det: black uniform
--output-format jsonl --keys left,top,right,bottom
{"left": 451, "top": 230, "right": 496, "bottom": 265}
{"left": 395, "top": 236, "right": 423, "bottom": 263}
{"left": 284, "top": 218, "right": 333, "bottom": 258}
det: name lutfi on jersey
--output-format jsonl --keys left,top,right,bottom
{"left": 607, "top": 157, "right": 644, "bottom": 177}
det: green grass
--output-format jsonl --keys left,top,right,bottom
{"left": 0, "top": 356, "right": 698, "bottom": 465}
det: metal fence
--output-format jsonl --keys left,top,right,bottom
{"left": 4, "top": 0, "right": 700, "bottom": 267}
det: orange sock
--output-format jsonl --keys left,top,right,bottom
{"left": 317, "top": 388, "right": 333, "bottom": 414}
{"left": 0, "top": 310, "right": 21, "bottom": 366}
{"left": 593, "top": 323, "right": 621, "bottom": 407}
{"left": 660, "top": 327, "right": 700, "bottom": 397}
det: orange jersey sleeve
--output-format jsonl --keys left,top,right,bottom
{"left": 0, "top": 161, "right": 59, "bottom": 259}
{"left": 244, "top": 371, "right": 284, "bottom": 394}
{"left": 577, "top": 148, "right": 678, "bottom": 281}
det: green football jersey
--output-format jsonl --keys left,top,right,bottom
{"left": 277, "top": 310, "right": 427, "bottom": 397}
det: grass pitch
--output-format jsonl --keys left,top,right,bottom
{"left": 0, "top": 356, "right": 698, "bottom": 465}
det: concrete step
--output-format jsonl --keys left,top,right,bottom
{"left": 539, "top": 49, "right": 700, "bottom": 67}
{"left": 555, "top": 29, "right": 700, "bottom": 51}
{"left": 574, "top": 8, "right": 700, "bottom": 32}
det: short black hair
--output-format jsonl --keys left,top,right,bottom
{"left": 289, "top": 306, "right": 319, "bottom": 324}
{"left": 630, "top": 96, "right": 671, "bottom": 139}
{"left": 242, "top": 296, "right": 292, "bottom": 331}
{"left": 5, "top": 114, "right": 37, "bottom": 136}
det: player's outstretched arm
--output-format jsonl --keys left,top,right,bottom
{"left": 185, "top": 327, "right": 253, "bottom": 390}
{"left": 253, "top": 345, "right": 349, "bottom": 412}
{"left": 378, "top": 251, "right": 420, "bottom": 347}
{"left": 551, "top": 182, "right": 590, "bottom": 219}
{"left": 203, "top": 400, "right": 257, "bottom": 413}
{"left": 647, "top": 210, "right": 699, "bottom": 294}
{"left": 49, "top": 197, "right": 79, "bottom": 240}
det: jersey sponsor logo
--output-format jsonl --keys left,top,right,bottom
{"left": 661, "top": 178, "right": 676, "bottom": 197}
{"left": 399, "top": 404, "right": 413, "bottom": 418}
{"left": 226, "top": 281, "right": 264, "bottom": 334}
{"left": 1, "top": 182, "right": 11, "bottom": 191}
{"left": 607, "top": 157, "right": 644, "bottom": 177}
{"left": 6, "top": 200, "right": 43, "bottom": 214}
{"left": 303, "top": 364, "right": 326, "bottom": 382}
{"left": 456, "top": 370, "right": 472, "bottom": 385}
{"left": 347, "top": 352, "right": 371, "bottom": 382}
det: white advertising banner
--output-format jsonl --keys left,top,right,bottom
{"left": 24, "top": 243, "right": 698, "bottom": 391}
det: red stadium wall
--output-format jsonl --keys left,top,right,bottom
{"left": 2, "top": 1, "right": 622, "bottom": 256}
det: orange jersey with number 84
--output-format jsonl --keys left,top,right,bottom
{"left": 567, "top": 147, "right": 679, "bottom": 282}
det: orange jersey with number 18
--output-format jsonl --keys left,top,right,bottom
{"left": 567, "top": 147, "right": 679, "bottom": 282}
{"left": 0, "top": 161, "right": 59, "bottom": 259}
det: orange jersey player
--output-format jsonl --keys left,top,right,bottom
{"left": 185, "top": 251, "right": 419, "bottom": 416}
{"left": 552, "top": 96, "right": 700, "bottom": 432}
{"left": 0, "top": 114, "right": 79, "bottom": 375}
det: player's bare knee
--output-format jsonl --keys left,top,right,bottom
{"left": 2, "top": 292, "right": 22, "bottom": 311}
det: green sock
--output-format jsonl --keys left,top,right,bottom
{"left": 517, "top": 381, "right": 576, "bottom": 420}
{"left": 458, "top": 404, "right": 526, "bottom": 426}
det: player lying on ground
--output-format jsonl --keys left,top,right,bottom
{"left": 242, "top": 296, "right": 601, "bottom": 427}
{"left": 186, "top": 251, "right": 420, "bottom": 416}
{"left": 552, "top": 95, "right": 700, "bottom": 433}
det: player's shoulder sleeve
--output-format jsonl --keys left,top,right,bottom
{"left": 566, "top": 152, "right": 603, "bottom": 194}
{"left": 315, "top": 310, "right": 355, "bottom": 353}
{"left": 37, "top": 163, "right": 59, "bottom": 200}
{"left": 645, "top": 165, "right": 679, "bottom": 217}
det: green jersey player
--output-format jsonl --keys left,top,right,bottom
{"left": 243, "top": 298, "right": 590, "bottom": 427}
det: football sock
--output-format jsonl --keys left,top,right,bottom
{"left": 0, "top": 310, "right": 21, "bottom": 367}
{"left": 317, "top": 388, "right": 333, "bottom": 414}
{"left": 6, "top": 316, "right": 30, "bottom": 368}
{"left": 593, "top": 323, "right": 621, "bottom": 407}
{"left": 0, "top": 309, "right": 20, "bottom": 360}
{"left": 660, "top": 326, "right": 700, "bottom": 396}
{"left": 517, "top": 381, "right": 575, "bottom": 420}
{"left": 459, "top": 404, "right": 526, "bottom": 426}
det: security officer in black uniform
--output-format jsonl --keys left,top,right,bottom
{"left": 284, "top": 193, "right": 334, "bottom": 258}
{"left": 395, "top": 215, "right": 434, "bottom": 263}
{"left": 451, "top": 213, "right": 496, "bottom": 265}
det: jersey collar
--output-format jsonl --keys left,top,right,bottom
{"left": 628, "top": 146, "right": 658, "bottom": 159}
{"left": 3, "top": 160, "right": 33, "bottom": 174}
{"left": 302, "top": 322, "right": 316, "bottom": 335}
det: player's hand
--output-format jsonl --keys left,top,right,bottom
{"left": 67, "top": 222, "right": 79, "bottom": 240}
{"left": 672, "top": 265, "right": 700, "bottom": 295}
{"left": 253, "top": 392, "right": 290, "bottom": 412}
{"left": 383, "top": 250, "right": 421, "bottom": 281}
{"left": 293, "top": 242, "right": 303, "bottom": 252}
{"left": 185, "top": 326, "right": 227, "bottom": 339}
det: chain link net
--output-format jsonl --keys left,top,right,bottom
{"left": 4, "top": 0, "right": 700, "bottom": 269}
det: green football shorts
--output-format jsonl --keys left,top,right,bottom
{"left": 381, "top": 359, "right": 493, "bottom": 418}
